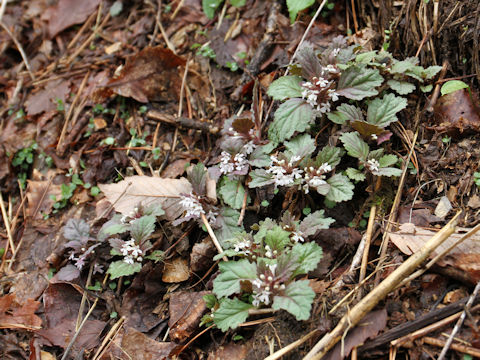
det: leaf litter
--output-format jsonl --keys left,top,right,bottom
{"left": 1, "top": 0, "right": 480, "bottom": 359}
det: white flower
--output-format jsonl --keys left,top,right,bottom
{"left": 234, "top": 239, "right": 251, "bottom": 255}
{"left": 367, "top": 159, "right": 380, "bottom": 172}
{"left": 371, "top": 134, "right": 378, "bottom": 140}
{"left": 318, "top": 162, "right": 332, "bottom": 173}
{"left": 332, "top": 48, "right": 341, "bottom": 57}
{"left": 309, "top": 176, "right": 327, "bottom": 187}
{"left": 252, "top": 289, "right": 271, "bottom": 306}
{"left": 291, "top": 231, "right": 305, "bottom": 243}
{"left": 268, "top": 263, "right": 277, "bottom": 275}
{"left": 265, "top": 245, "right": 273, "bottom": 258}
{"left": 324, "top": 64, "right": 338, "bottom": 73}
{"left": 179, "top": 193, "right": 205, "bottom": 218}
{"left": 243, "top": 141, "right": 256, "bottom": 155}
{"left": 289, "top": 155, "right": 301, "bottom": 166}
{"left": 121, "top": 239, "right": 143, "bottom": 264}
{"left": 328, "top": 89, "right": 339, "bottom": 102}
{"left": 314, "top": 77, "right": 329, "bottom": 88}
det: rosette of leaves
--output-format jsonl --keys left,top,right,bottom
{"left": 202, "top": 210, "right": 331, "bottom": 331}
{"left": 249, "top": 133, "right": 354, "bottom": 203}
{"left": 99, "top": 203, "right": 165, "bottom": 279}
{"left": 340, "top": 131, "right": 402, "bottom": 181}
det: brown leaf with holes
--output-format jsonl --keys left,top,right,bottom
{"left": 168, "top": 291, "right": 209, "bottom": 342}
{"left": 0, "top": 294, "right": 42, "bottom": 330}
{"left": 94, "top": 47, "right": 186, "bottom": 103}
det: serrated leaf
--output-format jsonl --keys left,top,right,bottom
{"left": 373, "top": 167, "right": 402, "bottom": 177}
{"left": 64, "top": 218, "right": 90, "bottom": 241}
{"left": 230, "top": 0, "right": 245, "bottom": 6}
{"left": 203, "top": 294, "right": 217, "bottom": 309}
{"left": 379, "top": 154, "right": 398, "bottom": 167}
{"left": 248, "top": 169, "right": 274, "bottom": 188}
{"left": 272, "top": 280, "right": 315, "bottom": 320}
{"left": 213, "top": 259, "right": 257, "bottom": 298}
{"left": 299, "top": 210, "right": 335, "bottom": 236}
{"left": 346, "top": 168, "right": 366, "bottom": 181}
{"left": 286, "top": 0, "right": 315, "bottom": 23}
{"left": 423, "top": 65, "right": 442, "bottom": 80}
{"left": 285, "top": 134, "right": 316, "bottom": 160}
{"left": 98, "top": 176, "right": 192, "bottom": 221}
{"left": 253, "top": 218, "right": 276, "bottom": 243}
{"left": 404, "top": 66, "right": 424, "bottom": 81}
{"left": 187, "top": 163, "right": 207, "bottom": 195}
{"left": 264, "top": 226, "right": 291, "bottom": 251}
{"left": 336, "top": 65, "right": 383, "bottom": 100}
{"left": 355, "top": 51, "right": 378, "bottom": 64}
{"left": 315, "top": 146, "right": 344, "bottom": 168}
{"left": 340, "top": 132, "right": 369, "bottom": 160}
{"left": 440, "top": 80, "right": 469, "bottom": 96}
{"left": 387, "top": 80, "right": 416, "bottom": 95}
{"left": 420, "top": 84, "right": 433, "bottom": 93}
{"left": 249, "top": 143, "right": 275, "bottom": 167}
{"left": 390, "top": 59, "right": 416, "bottom": 74}
{"left": 327, "top": 103, "right": 364, "bottom": 124}
{"left": 268, "top": 98, "right": 315, "bottom": 143}
{"left": 291, "top": 242, "right": 323, "bottom": 276}
{"left": 130, "top": 215, "right": 156, "bottom": 242}
{"left": 214, "top": 298, "right": 252, "bottom": 331}
{"left": 143, "top": 203, "right": 165, "bottom": 217}
{"left": 368, "top": 148, "right": 384, "bottom": 160}
{"left": 295, "top": 44, "right": 323, "bottom": 79}
{"left": 267, "top": 76, "right": 304, "bottom": 101}
{"left": 326, "top": 174, "right": 355, "bottom": 202}
{"left": 103, "top": 223, "right": 130, "bottom": 236}
{"left": 107, "top": 260, "right": 142, "bottom": 280}
{"left": 219, "top": 178, "right": 247, "bottom": 210}
{"left": 367, "top": 93, "right": 407, "bottom": 127}
{"left": 202, "top": 0, "right": 223, "bottom": 19}
{"left": 214, "top": 207, "right": 242, "bottom": 245}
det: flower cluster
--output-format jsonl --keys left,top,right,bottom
{"left": 179, "top": 193, "right": 218, "bottom": 224}
{"left": 233, "top": 239, "right": 252, "bottom": 255}
{"left": 266, "top": 155, "right": 303, "bottom": 188}
{"left": 219, "top": 151, "right": 249, "bottom": 175}
{"left": 301, "top": 75, "right": 339, "bottom": 114}
{"left": 120, "top": 206, "right": 141, "bottom": 224}
{"left": 251, "top": 264, "right": 285, "bottom": 307}
{"left": 120, "top": 239, "right": 143, "bottom": 264}
{"left": 303, "top": 162, "right": 332, "bottom": 194}
{"left": 68, "top": 243, "right": 100, "bottom": 271}
{"left": 366, "top": 159, "right": 380, "bottom": 172}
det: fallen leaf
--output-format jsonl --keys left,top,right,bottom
{"left": 467, "top": 194, "right": 480, "bottom": 209}
{"left": 190, "top": 237, "right": 216, "bottom": 273}
{"left": 0, "top": 294, "right": 42, "bottom": 330}
{"left": 25, "top": 79, "right": 70, "bottom": 116}
{"left": 101, "top": 326, "right": 177, "bottom": 360}
{"left": 98, "top": 175, "right": 192, "bottom": 221}
{"left": 95, "top": 46, "right": 186, "bottom": 103}
{"left": 26, "top": 180, "right": 62, "bottom": 220}
{"left": 162, "top": 257, "right": 190, "bottom": 283}
{"left": 324, "top": 309, "right": 387, "bottom": 360}
{"left": 168, "top": 291, "right": 209, "bottom": 342}
{"left": 43, "top": 0, "right": 102, "bottom": 38}
{"left": 207, "top": 342, "right": 249, "bottom": 360}
{"left": 161, "top": 158, "right": 189, "bottom": 178}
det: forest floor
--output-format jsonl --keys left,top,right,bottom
{"left": 1, "top": 0, "right": 480, "bottom": 359}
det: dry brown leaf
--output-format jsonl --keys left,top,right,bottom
{"left": 98, "top": 176, "right": 192, "bottom": 221}
{"left": 26, "top": 180, "right": 62, "bottom": 220}
{"left": 162, "top": 257, "right": 190, "bottom": 283}
{"left": 168, "top": 291, "right": 209, "bottom": 342}
{"left": 0, "top": 293, "right": 42, "bottom": 330}
{"left": 25, "top": 79, "right": 70, "bottom": 116}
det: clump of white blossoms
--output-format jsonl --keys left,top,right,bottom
{"left": 290, "top": 230, "right": 305, "bottom": 243}
{"left": 219, "top": 151, "right": 249, "bottom": 175}
{"left": 179, "top": 193, "right": 205, "bottom": 218}
{"left": 251, "top": 264, "right": 284, "bottom": 307}
{"left": 266, "top": 155, "right": 303, "bottom": 188}
{"left": 233, "top": 239, "right": 252, "bottom": 255}
{"left": 366, "top": 159, "right": 380, "bottom": 172}
{"left": 303, "top": 162, "right": 333, "bottom": 194}
{"left": 301, "top": 72, "right": 339, "bottom": 114}
{"left": 121, "top": 239, "right": 143, "bottom": 264}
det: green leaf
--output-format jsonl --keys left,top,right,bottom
{"left": 130, "top": 215, "right": 156, "bottom": 242}
{"left": 249, "top": 143, "right": 275, "bottom": 167}
{"left": 248, "top": 169, "right": 274, "bottom": 188}
{"left": 420, "top": 84, "right": 433, "bottom": 93}
{"left": 346, "top": 168, "right": 366, "bottom": 181}
{"left": 202, "top": 0, "right": 223, "bottom": 19}
{"left": 214, "top": 207, "right": 243, "bottom": 245}
{"left": 327, "top": 103, "right": 364, "bottom": 124}
{"left": 267, "top": 76, "right": 304, "bottom": 101}
{"left": 441, "top": 80, "right": 469, "bottom": 96}
{"left": 144, "top": 250, "right": 164, "bottom": 263}
{"left": 203, "top": 294, "right": 217, "bottom": 309}
{"left": 264, "top": 226, "right": 291, "bottom": 251}
{"left": 214, "top": 298, "right": 253, "bottom": 331}
{"left": 340, "top": 132, "right": 369, "bottom": 160}
{"left": 355, "top": 51, "right": 377, "bottom": 64}
{"left": 253, "top": 218, "right": 276, "bottom": 243}
{"left": 213, "top": 259, "right": 257, "bottom": 298}
{"left": 336, "top": 65, "right": 383, "bottom": 100}
{"left": 374, "top": 167, "right": 402, "bottom": 177}
{"left": 230, "top": 0, "right": 246, "bottom": 7}
{"left": 390, "top": 59, "right": 417, "bottom": 74}
{"left": 291, "top": 242, "right": 323, "bottom": 276}
{"left": 284, "top": 134, "right": 316, "bottom": 160}
{"left": 423, "top": 65, "right": 443, "bottom": 80}
{"left": 272, "top": 280, "right": 315, "bottom": 320}
{"left": 107, "top": 260, "right": 142, "bottom": 280}
{"left": 286, "top": 0, "right": 315, "bottom": 23}
{"left": 315, "top": 146, "right": 344, "bottom": 168}
{"left": 326, "top": 174, "right": 354, "bottom": 202}
{"left": 379, "top": 154, "right": 398, "bottom": 167}
{"left": 219, "top": 178, "right": 248, "bottom": 210}
{"left": 268, "top": 98, "right": 315, "bottom": 143}
{"left": 387, "top": 80, "right": 416, "bottom": 95}
{"left": 299, "top": 210, "right": 335, "bottom": 236}
{"left": 367, "top": 93, "right": 407, "bottom": 127}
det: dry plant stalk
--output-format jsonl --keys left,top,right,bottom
{"left": 303, "top": 212, "right": 460, "bottom": 360}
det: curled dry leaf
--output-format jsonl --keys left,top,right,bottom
{"left": 0, "top": 293, "right": 42, "bottom": 330}
{"left": 168, "top": 291, "right": 209, "bottom": 342}
{"left": 162, "top": 257, "right": 190, "bottom": 283}
{"left": 98, "top": 176, "right": 192, "bottom": 221}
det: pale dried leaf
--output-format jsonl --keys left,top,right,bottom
{"left": 98, "top": 176, "right": 192, "bottom": 221}
{"left": 162, "top": 257, "right": 190, "bottom": 283}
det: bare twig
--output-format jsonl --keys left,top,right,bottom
{"left": 358, "top": 205, "right": 376, "bottom": 299}
{"left": 0, "top": 21, "right": 35, "bottom": 80}
{"left": 424, "top": 336, "right": 480, "bottom": 358}
{"left": 264, "top": 329, "right": 320, "bottom": 360}
{"left": 200, "top": 213, "right": 227, "bottom": 261}
{"left": 0, "top": 191, "right": 15, "bottom": 256}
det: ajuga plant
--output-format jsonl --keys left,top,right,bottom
{"left": 201, "top": 210, "right": 333, "bottom": 331}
